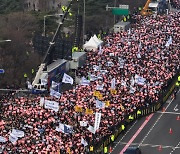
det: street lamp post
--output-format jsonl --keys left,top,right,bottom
{"left": 43, "top": 14, "right": 63, "bottom": 37}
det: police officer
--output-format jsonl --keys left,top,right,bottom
{"left": 121, "top": 124, "right": 125, "bottom": 131}
{"left": 104, "top": 146, "right": 108, "bottom": 154}
{"left": 90, "top": 145, "right": 93, "bottom": 152}
{"left": 137, "top": 110, "right": 141, "bottom": 116}
{"left": 128, "top": 115, "right": 134, "bottom": 120}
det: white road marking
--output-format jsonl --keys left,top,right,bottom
{"left": 117, "top": 142, "right": 180, "bottom": 149}
{"left": 174, "top": 104, "right": 179, "bottom": 112}
{"left": 156, "top": 111, "right": 180, "bottom": 115}
{"left": 170, "top": 141, "right": 180, "bottom": 154}
{"left": 138, "top": 98, "right": 174, "bottom": 147}
{"left": 111, "top": 120, "right": 138, "bottom": 152}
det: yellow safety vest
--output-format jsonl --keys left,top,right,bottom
{"left": 129, "top": 115, "right": 134, "bottom": 120}
{"left": 90, "top": 146, "right": 93, "bottom": 151}
{"left": 97, "top": 34, "right": 101, "bottom": 39}
{"left": 104, "top": 147, "right": 108, "bottom": 153}
{"left": 123, "top": 17, "right": 127, "bottom": 22}
{"left": 137, "top": 110, "right": 141, "bottom": 115}
{"left": 72, "top": 47, "right": 78, "bottom": 53}
{"left": 178, "top": 76, "right": 180, "bottom": 81}
{"left": 111, "top": 135, "right": 115, "bottom": 142}
{"left": 32, "top": 69, "right": 34, "bottom": 74}
{"left": 121, "top": 125, "right": 125, "bottom": 130}
{"left": 24, "top": 73, "right": 27, "bottom": 78}
{"left": 176, "top": 82, "right": 179, "bottom": 86}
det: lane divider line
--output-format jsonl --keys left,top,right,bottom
{"left": 170, "top": 141, "right": 180, "bottom": 154}
{"left": 138, "top": 98, "right": 174, "bottom": 148}
{"left": 156, "top": 111, "right": 180, "bottom": 115}
{"left": 116, "top": 141, "right": 180, "bottom": 149}
{"left": 119, "top": 114, "right": 154, "bottom": 154}
{"left": 111, "top": 121, "right": 138, "bottom": 153}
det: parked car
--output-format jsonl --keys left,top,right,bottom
{"left": 123, "top": 146, "right": 142, "bottom": 154}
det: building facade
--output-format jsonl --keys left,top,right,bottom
{"left": 24, "top": 0, "right": 62, "bottom": 12}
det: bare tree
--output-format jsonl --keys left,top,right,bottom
{"left": 0, "top": 12, "right": 42, "bottom": 88}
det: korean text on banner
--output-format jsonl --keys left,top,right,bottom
{"left": 44, "top": 100, "right": 59, "bottom": 112}
{"left": 94, "top": 112, "right": 101, "bottom": 131}
{"left": 62, "top": 73, "right": 73, "bottom": 85}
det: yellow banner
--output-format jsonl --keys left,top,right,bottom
{"left": 85, "top": 108, "right": 94, "bottom": 115}
{"left": 110, "top": 89, "right": 117, "bottom": 95}
{"left": 105, "top": 101, "right": 110, "bottom": 107}
{"left": 93, "top": 91, "right": 100, "bottom": 97}
{"left": 74, "top": 106, "right": 83, "bottom": 112}
{"left": 97, "top": 93, "right": 103, "bottom": 100}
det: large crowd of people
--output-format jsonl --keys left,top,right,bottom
{"left": 0, "top": 10, "right": 180, "bottom": 154}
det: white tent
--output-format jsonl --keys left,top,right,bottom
{"left": 83, "top": 37, "right": 99, "bottom": 51}
{"left": 92, "top": 34, "right": 103, "bottom": 45}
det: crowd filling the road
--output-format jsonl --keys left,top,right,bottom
{"left": 0, "top": 10, "right": 180, "bottom": 153}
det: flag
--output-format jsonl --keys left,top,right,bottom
{"left": 81, "top": 138, "right": 88, "bottom": 147}
{"left": 87, "top": 125, "right": 95, "bottom": 134}
{"left": 40, "top": 97, "right": 45, "bottom": 107}
{"left": 94, "top": 112, "right": 101, "bottom": 131}
{"left": 88, "top": 74, "right": 98, "bottom": 81}
{"left": 111, "top": 78, "right": 116, "bottom": 90}
{"left": 96, "top": 100, "right": 105, "bottom": 109}
{"left": 56, "top": 123, "right": 73, "bottom": 134}
{"left": 62, "top": 73, "right": 73, "bottom": 85}
{"left": 130, "top": 76, "right": 135, "bottom": 86}
{"left": 64, "top": 125, "right": 73, "bottom": 134}
{"left": 81, "top": 77, "right": 90, "bottom": 86}
{"left": 96, "top": 84, "right": 104, "bottom": 91}
{"left": 121, "top": 80, "right": 127, "bottom": 87}
{"left": 51, "top": 81, "right": 59, "bottom": 89}
{"left": 98, "top": 45, "right": 103, "bottom": 54}
{"left": 9, "top": 134, "right": 18, "bottom": 144}
{"left": 11, "top": 129, "right": 24, "bottom": 138}
{"left": 50, "top": 88, "right": 61, "bottom": 99}
{"left": 165, "top": 36, "right": 172, "bottom": 47}
{"left": 0, "top": 136, "right": 7, "bottom": 143}
{"left": 99, "top": 70, "right": 108, "bottom": 75}
{"left": 44, "top": 100, "right": 59, "bottom": 112}
{"left": 138, "top": 41, "right": 142, "bottom": 52}
{"left": 80, "top": 121, "right": 88, "bottom": 127}
{"left": 93, "top": 65, "right": 100, "bottom": 72}
{"left": 106, "top": 61, "right": 114, "bottom": 67}
{"left": 135, "top": 74, "right": 146, "bottom": 85}
{"left": 129, "top": 85, "right": 136, "bottom": 94}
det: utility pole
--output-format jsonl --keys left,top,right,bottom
{"left": 83, "top": 0, "right": 86, "bottom": 44}
{"left": 114, "top": 0, "right": 117, "bottom": 24}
